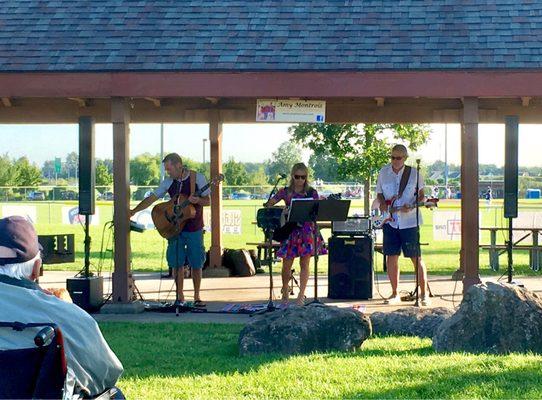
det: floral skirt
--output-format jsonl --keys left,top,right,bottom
{"left": 276, "top": 222, "right": 327, "bottom": 259}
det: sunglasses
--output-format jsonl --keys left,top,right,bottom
{"left": 294, "top": 175, "right": 307, "bottom": 180}
{"left": 390, "top": 156, "right": 404, "bottom": 160}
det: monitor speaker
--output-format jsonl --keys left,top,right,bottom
{"left": 504, "top": 115, "right": 519, "bottom": 218}
{"left": 328, "top": 236, "right": 373, "bottom": 299}
{"left": 78, "top": 116, "right": 95, "bottom": 215}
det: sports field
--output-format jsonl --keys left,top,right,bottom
{"left": 3, "top": 199, "right": 542, "bottom": 277}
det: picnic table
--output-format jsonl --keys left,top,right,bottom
{"left": 480, "top": 227, "right": 542, "bottom": 271}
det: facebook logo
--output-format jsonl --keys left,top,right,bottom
{"left": 316, "top": 115, "right": 324, "bottom": 122}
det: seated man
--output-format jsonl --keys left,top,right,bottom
{"left": 0, "top": 216, "right": 123, "bottom": 397}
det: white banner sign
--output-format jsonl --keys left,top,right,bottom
{"left": 203, "top": 209, "right": 242, "bottom": 235}
{"left": 1, "top": 205, "right": 37, "bottom": 224}
{"left": 62, "top": 206, "right": 100, "bottom": 225}
{"left": 433, "top": 211, "right": 462, "bottom": 241}
{"left": 256, "top": 99, "right": 326, "bottom": 123}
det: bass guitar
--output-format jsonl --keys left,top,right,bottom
{"left": 371, "top": 197, "right": 438, "bottom": 229}
{"left": 152, "top": 174, "right": 224, "bottom": 239}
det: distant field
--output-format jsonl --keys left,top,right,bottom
{"left": 2, "top": 199, "right": 542, "bottom": 277}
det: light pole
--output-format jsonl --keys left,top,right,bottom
{"left": 444, "top": 123, "right": 449, "bottom": 196}
{"left": 203, "top": 138, "right": 208, "bottom": 164}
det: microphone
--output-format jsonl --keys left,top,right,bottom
{"left": 416, "top": 159, "right": 421, "bottom": 166}
{"left": 279, "top": 173, "right": 287, "bottom": 179}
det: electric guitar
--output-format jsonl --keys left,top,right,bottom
{"left": 371, "top": 197, "right": 438, "bottom": 229}
{"left": 152, "top": 174, "right": 224, "bottom": 239}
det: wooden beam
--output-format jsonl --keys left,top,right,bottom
{"left": 1, "top": 97, "right": 12, "bottom": 107}
{"left": 4, "top": 71, "right": 542, "bottom": 98}
{"left": 144, "top": 97, "right": 161, "bottom": 107}
{"left": 461, "top": 97, "right": 482, "bottom": 293}
{"left": 111, "top": 97, "right": 133, "bottom": 303}
{"left": 374, "top": 97, "right": 385, "bottom": 107}
{"left": 68, "top": 97, "right": 88, "bottom": 107}
{"left": 209, "top": 109, "right": 223, "bottom": 269}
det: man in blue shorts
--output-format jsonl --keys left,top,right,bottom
{"left": 130, "top": 153, "right": 210, "bottom": 306}
{"left": 375, "top": 144, "right": 430, "bottom": 306}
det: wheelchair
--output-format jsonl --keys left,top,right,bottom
{"left": 0, "top": 321, "right": 123, "bottom": 400}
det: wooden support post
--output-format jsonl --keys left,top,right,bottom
{"left": 209, "top": 109, "right": 223, "bottom": 269}
{"left": 461, "top": 97, "right": 482, "bottom": 293}
{"left": 111, "top": 98, "right": 133, "bottom": 303}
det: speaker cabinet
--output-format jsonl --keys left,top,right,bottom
{"left": 504, "top": 115, "right": 519, "bottom": 218}
{"left": 328, "top": 236, "right": 373, "bottom": 299}
{"left": 78, "top": 116, "right": 95, "bottom": 215}
{"left": 66, "top": 276, "right": 103, "bottom": 312}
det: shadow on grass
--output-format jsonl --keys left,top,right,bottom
{"left": 100, "top": 323, "right": 436, "bottom": 379}
{"left": 343, "top": 363, "right": 542, "bottom": 399}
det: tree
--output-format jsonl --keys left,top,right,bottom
{"left": 130, "top": 153, "right": 160, "bottom": 186}
{"left": 266, "top": 141, "right": 303, "bottom": 182}
{"left": 65, "top": 151, "right": 78, "bottom": 180}
{"left": 96, "top": 161, "right": 113, "bottom": 186}
{"left": 14, "top": 157, "right": 42, "bottom": 186}
{"left": 223, "top": 157, "right": 250, "bottom": 186}
{"left": 308, "top": 151, "right": 339, "bottom": 182}
{"left": 0, "top": 154, "right": 16, "bottom": 186}
{"left": 290, "top": 123, "right": 431, "bottom": 211}
{"left": 248, "top": 165, "right": 269, "bottom": 186}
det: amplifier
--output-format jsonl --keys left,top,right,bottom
{"left": 66, "top": 276, "right": 103, "bottom": 312}
{"left": 328, "top": 236, "right": 373, "bottom": 299}
{"left": 332, "top": 216, "right": 371, "bottom": 236}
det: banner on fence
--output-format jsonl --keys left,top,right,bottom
{"left": 203, "top": 209, "right": 242, "bottom": 234}
{"left": 1, "top": 205, "right": 37, "bottom": 223}
{"left": 433, "top": 211, "right": 462, "bottom": 241}
{"left": 62, "top": 206, "right": 100, "bottom": 225}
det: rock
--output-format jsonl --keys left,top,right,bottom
{"left": 433, "top": 282, "right": 542, "bottom": 354}
{"left": 370, "top": 307, "right": 454, "bottom": 338}
{"left": 238, "top": 303, "right": 372, "bottom": 355}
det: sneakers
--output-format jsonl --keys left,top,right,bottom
{"left": 384, "top": 295, "right": 401, "bottom": 305}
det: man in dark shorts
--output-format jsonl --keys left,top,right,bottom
{"left": 130, "top": 153, "right": 210, "bottom": 306}
{"left": 375, "top": 144, "right": 430, "bottom": 306}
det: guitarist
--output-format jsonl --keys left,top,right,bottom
{"left": 130, "top": 153, "right": 210, "bottom": 307}
{"left": 375, "top": 144, "right": 430, "bottom": 306}
{"left": 264, "top": 162, "right": 327, "bottom": 306}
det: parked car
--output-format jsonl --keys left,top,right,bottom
{"left": 99, "top": 191, "right": 114, "bottom": 201}
{"left": 60, "top": 190, "right": 78, "bottom": 200}
{"left": 230, "top": 192, "right": 252, "bottom": 200}
{"left": 27, "top": 191, "right": 45, "bottom": 201}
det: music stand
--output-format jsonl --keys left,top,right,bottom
{"left": 288, "top": 198, "right": 350, "bottom": 304}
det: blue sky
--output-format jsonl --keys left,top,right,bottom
{"left": 0, "top": 123, "right": 541, "bottom": 167}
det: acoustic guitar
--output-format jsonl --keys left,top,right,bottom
{"left": 152, "top": 174, "right": 224, "bottom": 239}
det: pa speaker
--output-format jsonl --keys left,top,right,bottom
{"left": 504, "top": 115, "right": 519, "bottom": 218}
{"left": 328, "top": 236, "right": 373, "bottom": 299}
{"left": 78, "top": 116, "right": 95, "bottom": 215}
{"left": 66, "top": 276, "right": 103, "bottom": 312}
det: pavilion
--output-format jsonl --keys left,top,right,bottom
{"left": 1, "top": 1, "right": 542, "bottom": 304}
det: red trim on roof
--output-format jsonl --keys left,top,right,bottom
{"left": 0, "top": 71, "right": 540, "bottom": 98}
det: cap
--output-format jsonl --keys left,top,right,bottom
{"left": 0, "top": 216, "right": 41, "bottom": 266}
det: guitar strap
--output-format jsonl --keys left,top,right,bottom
{"left": 190, "top": 170, "right": 196, "bottom": 195}
{"left": 398, "top": 166, "right": 412, "bottom": 199}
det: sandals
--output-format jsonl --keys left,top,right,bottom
{"left": 281, "top": 287, "right": 290, "bottom": 304}
{"left": 194, "top": 300, "right": 206, "bottom": 308}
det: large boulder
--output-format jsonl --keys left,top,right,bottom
{"left": 371, "top": 307, "right": 454, "bottom": 338}
{"left": 433, "top": 282, "right": 542, "bottom": 354}
{"left": 239, "top": 303, "right": 372, "bottom": 355}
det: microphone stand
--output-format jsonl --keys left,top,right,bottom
{"left": 414, "top": 159, "right": 421, "bottom": 307}
{"left": 267, "top": 175, "right": 286, "bottom": 204}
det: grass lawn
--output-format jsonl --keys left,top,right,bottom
{"left": 3, "top": 199, "right": 542, "bottom": 277}
{"left": 100, "top": 322, "right": 542, "bottom": 399}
